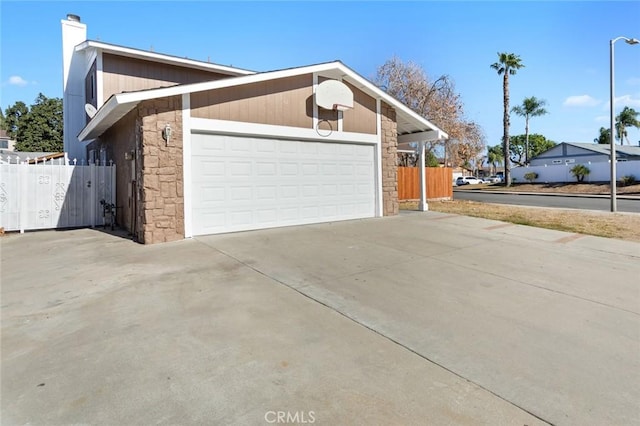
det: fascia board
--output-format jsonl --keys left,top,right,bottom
{"left": 75, "top": 40, "right": 255, "bottom": 76}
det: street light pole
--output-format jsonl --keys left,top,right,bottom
{"left": 610, "top": 36, "right": 639, "bottom": 213}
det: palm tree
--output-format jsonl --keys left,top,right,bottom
{"left": 594, "top": 127, "right": 611, "bottom": 144}
{"left": 487, "top": 145, "right": 503, "bottom": 175}
{"left": 491, "top": 53, "right": 525, "bottom": 186}
{"left": 512, "top": 96, "right": 547, "bottom": 165}
{"left": 615, "top": 106, "right": 640, "bottom": 145}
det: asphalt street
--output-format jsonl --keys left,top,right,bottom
{"left": 453, "top": 189, "right": 640, "bottom": 213}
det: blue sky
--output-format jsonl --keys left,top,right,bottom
{"left": 1, "top": 1, "right": 639, "bottom": 149}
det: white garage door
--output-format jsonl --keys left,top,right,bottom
{"left": 190, "top": 133, "right": 376, "bottom": 236}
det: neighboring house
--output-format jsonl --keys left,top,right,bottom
{"left": 530, "top": 142, "right": 640, "bottom": 166}
{"left": 0, "top": 130, "right": 16, "bottom": 152}
{"left": 63, "top": 14, "right": 447, "bottom": 244}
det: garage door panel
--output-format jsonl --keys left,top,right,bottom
{"left": 199, "top": 186, "right": 226, "bottom": 204}
{"left": 191, "top": 133, "right": 375, "bottom": 236}
{"left": 281, "top": 163, "right": 299, "bottom": 175}
{"left": 256, "top": 209, "right": 278, "bottom": 223}
{"left": 256, "top": 162, "right": 277, "bottom": 176}
{"left": 192, "top": 159, "right": 225, "bottom": 177}
{"left": 302, "top": 163, "right": 319, "bottom": 176}
{"left": 257, "top": 185, "right": 277, "bottom": 199}
{"left": 230, "top": 211, "right": 252, "bottom": 226}
{"left": 256, "top": 140, "right": 277, "bottom": 153}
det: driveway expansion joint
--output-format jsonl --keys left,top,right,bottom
{"left": 196, "top": 239, "right": 554, "bottom": 426}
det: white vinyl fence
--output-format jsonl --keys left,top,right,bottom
{"left": 511, "top": 160, "right": 640, "bottom": 183}
{"left": 0, "top": 155, "right": 116, "bottom": 232}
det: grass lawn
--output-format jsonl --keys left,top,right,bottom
{"left": 400, "top": 200, "right": 640, "bottom": 243}
{"left": 460, "top": 182, "right": 640, "bottom": 195}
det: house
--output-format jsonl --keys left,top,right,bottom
{"left": 0, "top": 130, "right": 16, "bottom": 152}
{"left": 63, "top": 14, "right": 447, "bottom": 244}
{"left": 529, "top": 142, "right": 640, "bottom": 166}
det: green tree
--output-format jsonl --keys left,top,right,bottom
{"left": 487, "top": 144, "right": 503, "bottom": 175}
{"left": 425, "top": 150, "right": 440, "bottom": 167}
{"left": 511, "top": 96, "right": 548, "bottom": 165}
{"left": 3, "top": 101, "right": 28, "bottom": 140}
{"left": 508, "top": 134, "right": 556, "bottom": 166}
{"left": 6, "top": 94, "right": 63, "bottom": 152}
{"left": 570, "top": 164, "right": 591, "bottom": 183}
{"left": 594, "top": 127, "right": 611, "bottom": 144}
{"left": 615, "top": 106, "right": 640, "bottom": 145}
{"left": 491, "top": 52, "right": 525, "bottom": 187}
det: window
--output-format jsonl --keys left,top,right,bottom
{"left": 0, "top": 140, "right": 7, "bottom": 149}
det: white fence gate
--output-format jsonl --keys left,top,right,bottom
{"left": 0, "top": 155, "right": 116, "bottom": 232}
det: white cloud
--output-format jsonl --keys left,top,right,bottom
{"left": 615, "top": 94, "right": 640, "bottom": 108}
{"left": 8, "top": 75, "right": 28, "bottom": 86}
{"left": 563, "top": 95, "right": 600, "bottom": 107}
{"left": 602, "top": 94, "right": 640, "bottom": 110}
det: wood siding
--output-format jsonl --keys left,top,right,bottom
{"left": 398, "top": 167, "right": 453, "bottom": 200}
{"left": 342, "top": 81, "right": 377, "bottom": 135}
{"left": 191, "top": 74, "right": 313, "bottom": 129}
{"left": 102, "top": 53, "right": 227, "bottom": 101}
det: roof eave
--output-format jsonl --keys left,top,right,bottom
{"left": 75, "top": 40, "right": 256, "bottom": 76}
{"left": 331, "top": 63, "right": 448, "bottom": 138}
{"left": 78, "top": 95, "right": 138, "bottom": 141}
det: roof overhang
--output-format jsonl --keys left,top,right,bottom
{"left": 75, "top": 40, "right": 255, "bottom": 76}
{"left": 78, "top": 61, "right": 448, "bottom": 142}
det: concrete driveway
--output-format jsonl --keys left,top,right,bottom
{"left": 2, "top": 212, "right": 639, "bottom": 425}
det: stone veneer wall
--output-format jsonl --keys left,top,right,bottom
{"left": 138, "top": 96, "right": 184, "bottom": 244}
{"left": 381, "top": 102, "right": 398, "bottom": 216}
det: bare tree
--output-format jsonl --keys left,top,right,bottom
{"left": 375, "top": 57, "right": 485, "bottom": 165}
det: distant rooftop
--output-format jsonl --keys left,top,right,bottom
{"left": 563, "top": 142, "right": 640, "bottom": 156}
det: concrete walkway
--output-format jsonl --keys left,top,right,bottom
{"left": 2, "top": 212, "right": 639, "bottom": 425}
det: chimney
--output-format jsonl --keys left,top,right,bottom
{"left": 61, "top": 14, "right": 87, "bottom": 161}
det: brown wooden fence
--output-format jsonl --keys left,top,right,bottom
{"left": 397, "top": 167, "right": 453, "bottom": 200}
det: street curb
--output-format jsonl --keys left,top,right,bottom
{"left": 453, "top": 189, "right": 640, "bottom": 201}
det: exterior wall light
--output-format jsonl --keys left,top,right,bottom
{"left": 162, "top": 123, "right": 172, "bottom": 145}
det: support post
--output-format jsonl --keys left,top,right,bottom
{"left": 418, "top": 141, "right": 428, "bottom": 211}
{"left": 610, "top": 38, "right": 617, "bottom": 213}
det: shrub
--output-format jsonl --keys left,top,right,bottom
{"left": 570, "top": 164, "right": 591, "bottom": 182}
{"left": 524, "top": 172, "right": 538, "bottom": 183}
{"left": 620, "top": 175, "right": 637, "bottom": 187}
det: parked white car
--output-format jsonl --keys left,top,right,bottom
{"left": 456, "top": 176, "right": 484, "bottom": 185}
{"left": 485, "top": 175, "right": 503, "bottom": 183}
